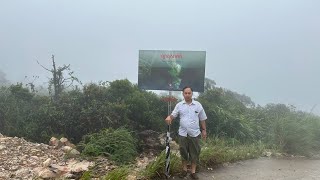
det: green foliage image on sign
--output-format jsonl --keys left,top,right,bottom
{"left": 138, "top": 50, "right": 206, "bottom": 92}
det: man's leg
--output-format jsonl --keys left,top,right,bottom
{"left": 189, "top": 136, "right": 201, "bottom": 173}
{"left": 191, "top": 162, "right": 197, "bottom": 173}
{"left": 179, "top": 135, "right": 189, "bottom": 178}
{"left": 182, "top": 160, "right": 188, "bottom": 172}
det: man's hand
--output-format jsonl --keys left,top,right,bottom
{"left": 200, "top": 120, "right": 207, "bottom": 140}
{"left": 165, "top": 116, "right": 172, "bottom": 125}
{"left": 201, "top": 130, "right": 207, "bottom": 140}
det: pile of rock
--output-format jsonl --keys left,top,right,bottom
{"left": 0, "top": 131, "right": 180, "bottom": 180}
{"left": 0, "top": 133, "right": 93, "bottom": 179}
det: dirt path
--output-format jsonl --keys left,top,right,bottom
{"left": 174, "top": 157, "right": 320, "bottom": 180}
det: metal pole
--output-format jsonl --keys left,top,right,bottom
{"left": 165, "top": 84, "right": 172, "bottom": 178}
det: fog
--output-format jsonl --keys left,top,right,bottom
{"left": 0, "top": 0, "right": 319, "bottom": 115}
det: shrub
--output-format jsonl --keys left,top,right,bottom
{"left": 200, "top": 137, "right": 265, "bottom": 167}
{"left": 142, "top": 151, "right": 181, "bottom": 179}
{"left": 78, "top": 128, "right": 138, "bottom": 165}
{"left": 104, "top": 166, "right": 130, "bottom": 180}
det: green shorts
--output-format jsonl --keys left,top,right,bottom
{"left": 179, "top": 135, "right": 201, "bottom": 163}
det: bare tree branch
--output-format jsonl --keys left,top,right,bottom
{"left": 37, "top": 60, "right": 51, "bottom": 72}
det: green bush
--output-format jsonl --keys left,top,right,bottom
{"left": 2, "top": 78, "right": 320, "bottom": 158}
{"left": 272, "top": 114, "right": 320, "bottom": 156}
{"left": 80, "top": 170, "right": 92, "bottom": 180}
{"left": 200, "top": 137, "right": 265, "bottom": 167}
{"left": 142, "top": 151, "right": 181, "bottom": 179}
{"left": 104, "top": 166, "right": 130, "bottom": 180}
{"left": 78, "top": 128, "right": 138, "bottom": 165}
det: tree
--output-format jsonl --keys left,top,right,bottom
{"left": 204, "top": 77, "right": 216, "bottom": 92}
{"left": 38, "top": 55, "right": 81, "bottom": 101}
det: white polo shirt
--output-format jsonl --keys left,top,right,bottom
{"left": 171, "top": 99, "right": 207, "bottom": 137}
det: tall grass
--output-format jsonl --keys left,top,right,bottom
{"left": 141, "top": 151, "right": 181, "bottom": 179}
{"left": 78, "top": 128, "right": 138, "bottom": 165}
{"left": 200, "top": 137, "right": 265, "bottom": 167}
{"left": 140, "top": 137, "right": 265, "bottom": 179}
{"left": 104, "top": 166, "right": 130, "bottom": 180}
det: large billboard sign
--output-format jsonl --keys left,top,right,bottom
{"left": 138, "top": 50, "right": 206, "bottom": 92}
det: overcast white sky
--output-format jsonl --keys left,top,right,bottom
{"left": 0, "top": 0, "right": 319, "bottom": 115}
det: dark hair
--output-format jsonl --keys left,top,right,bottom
{"left": 182, "top": 86, "right": 193, "bottom": 92}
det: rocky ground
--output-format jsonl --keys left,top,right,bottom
{"left": 3, "top": 131, "right": 320, "bottom": 180}
{"left": 0, "top": 132, "right": 97, "bottom": 179}
{"left": 0, "top": 130, "right": 175, "bottom": 180}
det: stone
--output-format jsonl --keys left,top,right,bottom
{"left": 127, "top": 175, "right": 137, "bottom": 180}
{"left": 263, "top": 151, "right": 272, "bottom": 157}
{"left": 60, "top": 137, "right": 69, "bottom": 144}
{"left": 43, "top": 158, "right": 52, "bottom": 167}
{"left": 38, "top": 168, "right": 57, "bottom": 178}
{"left": 15, "top": 168, "right": 31, "bottom": 177}
{"left": 62, "top": 146, "right": 73, "bottom": 153}
{"left": 49, "top": 137, "right": 58, "bottom": 146}
{"left": 69, "top": 149, "right": 80, "bottom": 156}
{"left": 0, "top": 134, "right": 98, "bottom": 179}
{"left": 65, "top": 141, "right": 77, "bottom": 149}
{"left": 0, "top": 145, "right": 6, "bottom": 150}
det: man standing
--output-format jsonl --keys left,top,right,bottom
{"left": 165, "top": 86, "right": 207, "bottom": 179}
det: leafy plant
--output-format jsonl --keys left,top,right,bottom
{"left": 104, "top": 166, "right": 130, "bottom": 180}
{"left": 78, "top": 128, "right": 138, "bottom": 165}
{"left": 142, "top": 151, "right": 181, "bottom": 179}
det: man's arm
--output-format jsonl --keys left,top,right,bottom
{"left": 165, "top": 104, "right": 179, "bottom": 125}
{"left": 200, "top": 120, "right": 207, "bottom": 140}
{"left": 200, "top": 120, "right": 206, "bottom": 131}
